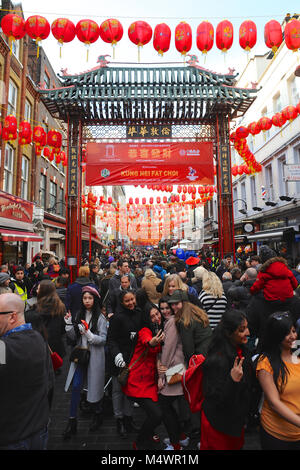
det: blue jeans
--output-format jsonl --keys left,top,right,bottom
{"left": 70, "top": 365, "right": 85, "bottom": 418}
{"left": 0, "top": 426, "right": 48, "bottom": 450}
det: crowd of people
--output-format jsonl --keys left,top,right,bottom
{"left": 1, "top": 243, "right": 300, "bottom": 451}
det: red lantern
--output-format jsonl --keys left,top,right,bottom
{"left": 153, "top": 23, "right": 171, "bottom": 56}
{"left": 76, "top": 19, "right": 100, "bottom": 61}
{"left": 25, "top": 15, "right": 50, "bottom": 58}
{"left": 248, "top": 121, "right": 261, "bottom": 135}
{"left": 163, "top": 196, "right": 167, "bottom": 203}
{"left": 43, "top": 147, "right": 50, "bottom": 158}
{"left": 128, "top": 21, "right": 152, "bottom": 61}
{"left": 235, "top": 126, "right": 249, "bottom": 140}
{"left": 216, "top": 20, "right": 234, "bottom": 53}
{"left": 33, "top": 126, "right": 46, "bottom": 155}
{"left": 181, "top": 194, "right": 186, "bottom": 202}
{"left": 99, "top": 19, "right": 123, "bottom": 58}
{"left": 239, "top": 20, "right": 257, "bottom": 52}
{"left": 264, "top": 20, "right": 282, "bottom": 54}
{"left": 1, "top": 14, "right": 26, "bottom": 54}
{"left": 272, "top": 112, "right": 286, "bottom": 127}
{"left": 296, "top": 102, "right": 300, "bottom": 114}
{"left": 47, "top": 129, "right": 62, "bottom": 154}
{"left": 177, "top": 185, "right": 182, "bottom": 193}
{"left": 258, "top": 116, "right": 272, "bottom": 132}
{"left": 135, "top": 198, "right": 139, "bottom": 205}
{"left": 142, "top": 197, "right": 146, "bottom": 205}
{"left": 18, "top": 120, "right": 32, "bottom": 145}
{"left": 231, "top": 165, "right": 238, "bottom": 176}
{"left": 284, "top": 19, "right": 300, "bottom": 52}
{"left": 282, "top": 105, "right": 298, "bottom": 121}
{"left": 51, "top": 18, "right": 76, "bottom": 57}
{"left": 149, "top": 197, "right": 154, "bottom": 204}
{"left": 3, "top": 115, "right": 17, "bottom": 141}
{"left": 196, "top": 21, "right": 214, "bottom": 56}
{"left": 237, "top": 165, "right": 244, "bottom": 175}
{"left": 175, "top": 22, "right": 192, "bottom": 57}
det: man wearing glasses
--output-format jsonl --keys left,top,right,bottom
{"left": 0, "top": 293, "right": 52, "bottom": 450}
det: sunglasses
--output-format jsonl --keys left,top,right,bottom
{"left": 0, "top": 310, "right": 15, "bottom": 315}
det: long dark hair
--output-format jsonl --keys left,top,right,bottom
{"left": 258, "top": 311, "right": 294, "bottom": 393}
{"left": 76, "top": 289, "right": 101, "bottom": 334}
{"left": 36, "top": 279, "right": 66, "bottom": 317}
{"left": 202, "top": 309, "right": 248, "bottom": 399}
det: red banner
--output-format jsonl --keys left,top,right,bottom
{"left": 0, "top": 190, "right": 33, "bottom": 223}
{"left": 86, "top": 141, "right": 214, "bottom": 185}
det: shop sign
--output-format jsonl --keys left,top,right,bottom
{"left": 86, "top": 141, "right": 214, "bottom": 186}
{"left": 284, "top": 165, "right": 300, "bottom": 181}
{"left": 0, "top": 191, "right": 33, "bottom": 223}
{"left": 126, "top": 125, "right": 172, "bottom": 139}
{"left": 68, "top": 146, "right": 78, "bottom": 197}
{"left": 260, "top": 219, "right": 285, "bottom": 231}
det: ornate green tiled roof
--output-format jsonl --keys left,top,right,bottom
{"left": 39, "top": 64, "right": 257, "bottom": 125}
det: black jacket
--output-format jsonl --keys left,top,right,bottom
{"left": 106, "top": 304, "right": 143, "bottom": 376}
{"left": 202, "top": 344, "right": 253, "bottom": 437}
{"left": 0, "top": 328, "right": 52, "bottom": 446}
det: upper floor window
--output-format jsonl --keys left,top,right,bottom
{"left": 24, "top": 99, "right": 32, "bottom": 123}
{"left": 265, "top": 164, "right": 274, "bottom": 201}
{"left": 8, "top": 80, "right": 18, "bottom": 115}
{"left": 289, "top": 76, "right": 300, "bottom": 105}
{"left": 44, "top": 72, "right": 50, "bottom": 89}
{"left": 3, "top": 144, "right": 14, "bottom": 193}
{"left": 21, "top": 156, "right": 29, "bottom": 200}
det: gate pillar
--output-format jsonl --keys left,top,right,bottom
{"left": 66, "top": 118, "right": 82, "bottom": 282}
{"left": 216, "top": 115, "right": 235, "bottom": 261}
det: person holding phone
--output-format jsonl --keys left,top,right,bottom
{"left": 122, "top": 302, "right": 165, "bottom": 450}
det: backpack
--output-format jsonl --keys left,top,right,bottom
{"left": 181, "top": 354, "right": 205, "bottom": 413}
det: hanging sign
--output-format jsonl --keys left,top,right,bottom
{"left": 86, "top": 141, "right": 214, "bottom": 186}
{"left": 284, "top": 165, "right": 300, "bottom": 182}
{"left": 68, "top": 146, "right": 78, "bottom": 196}
{"left": 126, "top": 125, "right": 172, "bottom": 139}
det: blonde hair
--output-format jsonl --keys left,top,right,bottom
{"left": 175, "top": 301, "right": 209, "bottom": 328}
{"left": 162, "top": 273, "right": 188, "bottom": 296}
{"left": 144, "top": 269, "right": 157, "bottom": 279}
{"left": 202, "top": 271, "right": 224, "bottom": 298}
{"left": 79, "top": 265, "right": 90, "bottom": 277}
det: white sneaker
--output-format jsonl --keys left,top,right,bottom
{"left": 164, "top": 444, "right": 183, "bottom": 451}
{"left": 163, "top": 436, "right": 190, "bottom": 447}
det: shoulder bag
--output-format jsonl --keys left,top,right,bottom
{"left": 117, "top": 347, "right": 148, "bottom": 386}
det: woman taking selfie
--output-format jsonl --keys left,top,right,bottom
{"left": 122, "top": 302, "right": 165, "bottom": 450}
{"left": 63, "top": 286, "right": 107, "bottom": 439}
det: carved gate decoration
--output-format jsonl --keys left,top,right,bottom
{"left": 39, "top": 59, "right": 257, "bottom": 278}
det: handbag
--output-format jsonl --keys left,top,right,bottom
{"left": 69, "top": 346, "right": 90, "bottom": 366}
{"left": 165, "top": 363, "right": 185, "bottom": 385}
{"left": 117, "top": 348, "right": 149, "bottom": 386}
{"left": 48, "top": 346, "right": 63, "bottom": 371}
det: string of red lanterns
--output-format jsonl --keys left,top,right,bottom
{"left": 1, "top": 13, "right": 300, "bottom": 61}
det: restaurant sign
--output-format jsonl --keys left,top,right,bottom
{"left": 0, "top": 191, "right": 33, "bottom": 223}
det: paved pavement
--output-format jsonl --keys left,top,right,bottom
{"left": 47, "top": 351, "right": 261, "bottom": 452}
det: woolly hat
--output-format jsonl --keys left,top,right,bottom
{"left": 259, "top": 245, "right": 276, "bottom": 264}
{"left": 193, "top": 266, "right": 207, "bottom": 279}
{"left": 0, "top": 272, "right": 10, "bottom": 284}
{"left": 82, "top": 285, "right": 101, "bottom": 298}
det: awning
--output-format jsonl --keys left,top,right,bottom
{"left": 247, "top": 226, "right": 298, "bottom": 242}
{"left": 0, "top": 229, "right": 43, "bottom": 242}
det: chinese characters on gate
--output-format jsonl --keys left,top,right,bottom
{"left": 126, "top": 125, "right": 172, "bottom": 139}
{"left": 68, "top": 146, "right": 78, "bottom": 197}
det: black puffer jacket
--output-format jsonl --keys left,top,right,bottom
{"left": 106, "top": 304, "right": 143, "bottom": 376}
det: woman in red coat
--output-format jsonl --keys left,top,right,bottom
{"left": 122, "top": 302, "right": 165, "bottom": 450}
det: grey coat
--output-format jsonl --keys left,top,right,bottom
{"left": 65, "top": 313, "right": 108, "bottom": 403}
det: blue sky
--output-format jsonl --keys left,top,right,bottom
{"left": 18, "top": 0, "right": 300, "bottom": 76}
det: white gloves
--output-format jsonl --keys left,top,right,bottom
{"left": 115, "top": 353, "right": 126, "bottom": 368}
{"left": 78, "top": 324, "right": 93, "bottom": 342}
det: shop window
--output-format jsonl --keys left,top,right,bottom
{"left": 8, "top": 80, "right": 18, "bottom": 115}
{"left": 21, "top": 156, "right": 29, "bottom": 200}
{"left": 3, "top": 144, "right": 14, "bottom": 193}
{"left": 49, "top": 180, "right": 57, "bottom": 210}
{"left": 40, "top": 174, "right": 46, "bottom": 209}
